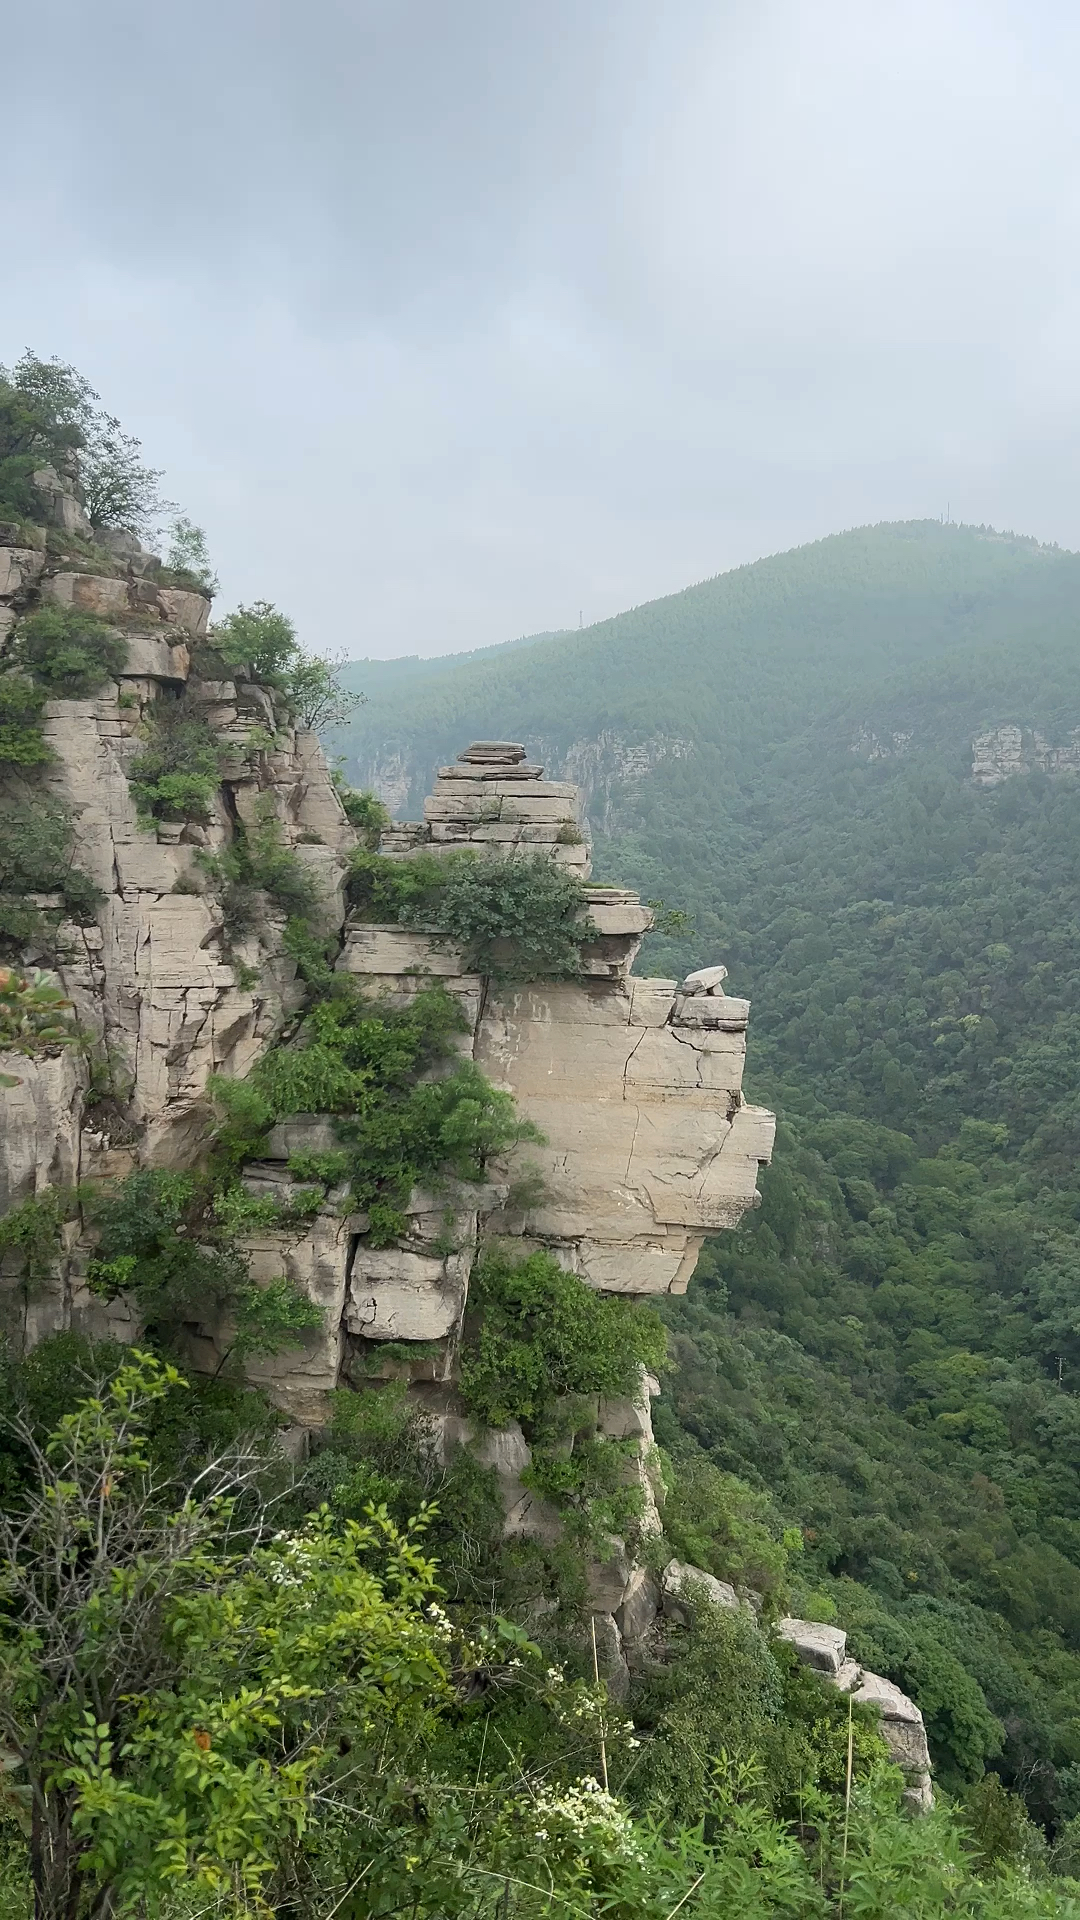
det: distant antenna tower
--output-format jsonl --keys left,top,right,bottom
{"left": 579, "top": 610, "right": 583, "bottom": 629}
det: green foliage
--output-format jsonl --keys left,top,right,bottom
{"left": 0, "top": 796, "right": 103, "bottom": 945}
{"left": 0, "top": 1188, "right": 71, "bottom": 1286}
{"left": 0, "top": 966, "right": 78, "bottom": 1057}
{"left": 207, "top": 600, "right": 360, "bottom": 728}
{"left": 164, "top": 516, "right": 218, "bottom": 595}
{"left": 460, "top": 1246, "right": 668, "bottom": 1432}
{"left": 129, "top": 701, "right": 221, "bottom": 822}
{"left": 247, "top": 982, "right": 540, "bottom": 1243}
{"left": 0, "top": 353, "right": 89, "bottom": 522}
{"left": 335, "top": 779, "right": 391, "bottom": 845}
{"left": 13, "top": 606, "right": 127, "bottom": 698}
{"left": 348, "top": 847, "right": 598, "bottom": 979}
{"left": 208, "top": 600, "right": 299, "bottom": 680}
{"left": 0, "top": 675, "right": 48, "bottom": 768}
{"left": 81, "top": 1167, "right": 320, "bottom": 1360}
{"left": 660, "top": 1450, "right": 801, "bottom": 1608}
{"left": 197, "top": 798, "right": 320, "bottom": 942}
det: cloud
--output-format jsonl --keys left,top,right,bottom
{"left": 4, "top": 0, "right": 1079, "bottom": 655}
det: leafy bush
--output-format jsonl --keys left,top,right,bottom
{"left": 13, "top": 606, "right": 127, "bottom": 698}
{"left": 660, "top": 1451, "right": 800, "bottom": 1607}
{"left": 198, "top": 800, "right": 321, "bottom": 943}
{"left": 206, "top": 601, "right": 361, "bottom": 728}
{"left": 80, "top": 1167, "right": 322, "bottom": 1361}
{"left": 0, "top": 797, "right": 102, "bottom": 945}
{"left": 0, "top": 352, "right": 89, "bottom": 522}
{"left": 0, "top": 967, "right": 78, "bottom": 1058}
{"left": 347, "top": 848, "right": 598, "bottom": 979}
{"left": 335, "top": 781, "right": 390, "bottom": 846}
{"left": 0, "top": 675, "right": 48, "bottom": 767}
{"left": 129, "top": 701, "right": 220, "bottom": 821}
{"left": 163, "top": 515, "right": 218, "bottom": 595}
{"left": 459, "top": 1247, "right": 668, "bottom": 1432}
{"left": 237, "top": 982, "right": 541, "bottom": 1244}
{"left": 0, "top": 1188, "right": 71, "bottom": 1285}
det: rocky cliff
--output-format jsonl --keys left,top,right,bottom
{"left": 0, "top": 488, "right": 932, "bottom": 1810}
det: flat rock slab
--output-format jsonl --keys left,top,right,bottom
{"left": 776, "top": 1617, "right": 848, "bottom": 1676}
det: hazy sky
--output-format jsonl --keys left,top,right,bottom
{"left": 5, "top": 0, "right": 1079, "bottom": 656}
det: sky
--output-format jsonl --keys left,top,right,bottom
{"left": 5, "top": 0, "right": 1080, "bottom": 658}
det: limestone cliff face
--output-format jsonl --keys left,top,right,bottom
{"left": 0, "top": 510, "right": 931, "bottom": 1807}
{"left": 224, "top": 740, "right": 775, "bottom": 1424}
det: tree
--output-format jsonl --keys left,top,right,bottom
{"left": 208, "top": 602, "right": 362, "bottom": 729}
{"left": 0, "top": 1353, "right": 447, "bottom": 1920}
{"left": 79, "top": 413, "right": 173, "bottom": 537}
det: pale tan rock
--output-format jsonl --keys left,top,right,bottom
{"left": 120, "top": 633, "right": 190, "bottom": 681}
{"left": 662, "top": 1559, "right": 743, "bottom": 1624}
{"left": 155, "top": 587, "right": 210, "bottom": 638}
{"left": 346, "top": 1247, "right": 469, "bottom": 1340}
{"left": 776, "top": 1618, "right": 848, "bottom": 1676}
{"left": 617, "top": 1567, "right": 662, "bottom": 1642}
{"left": 0, "top": 1048, "right": 84, "bottom": 1212}
{"left": 43, "top": 573, "right": 130, "bottom": 620}
{"left": 337, "top": 924, "right": 469, "bottom": 977}
{"left": 0, "top": 547, "right": 45, "bottom": 598}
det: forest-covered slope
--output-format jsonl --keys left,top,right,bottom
{"left": 337, "top": 520, "right": 1080, "bottom": 1831}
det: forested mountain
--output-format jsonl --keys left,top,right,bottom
{"left": 337, "top": 520, "right": 1080, "bottom": 1833}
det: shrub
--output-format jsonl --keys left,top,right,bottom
{"left": 336, "top": 782, "right": 390, "bottom": 846}
{"left": 238, "top": 983, "right": 541, "bottom": 1244}
{"left": 0, "top": 353, "right": 89, "bottom": 523}
{"left": 81, "top": 1166, "right": 321, "bottom": 1360}
{"left": 0, "top": 967, "right": 78, "bottom": 1057}
{"left": 0, "top": 1188, "right": 72, "bottom": 1285}
{"left": 0, "top": 798, "right": 103, "bottom": 945}
{"left": 347, "top": 848, "right": 598, "bottom": 979}
{"left": 209, "top": 601, "right": 299, "bottom": 681}
{"left": 164, "top": 516, "right": 218, "bottom": 595}
{"left": 0, "top": 674, "right": 49, "bottom": 766}
{"left": 129, "top": 702, "right": 220, "bottom": 821}
{"left": 14, "top": 606, "right": 128, "bottom": 698}
{"left": 459, "top": 1247, "right": 668, "bottom": 1432}
{"left": 199, "top": 801, "right": 320, "bottom": 939}
{"left": 207, "top": 602, "right": 361, "bottom": 728}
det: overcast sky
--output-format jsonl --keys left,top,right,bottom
{"left": 5, "top": 0, "right": 1079, "bottom": 656}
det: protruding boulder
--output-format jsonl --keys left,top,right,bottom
{"left": 776, "top": 1617, "right": 848, "bottom": 1677}
{"left": 661, "top": 1559, "right": 743, "bottom": 1625}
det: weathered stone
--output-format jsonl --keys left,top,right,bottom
{"left": 43, "top": 573, "right": 130, "bottom": 621}
{"left": 661, "top": 1559, "right": 742, "bottom": 1625}
{"left": 851, "top": 1669, "right": 931, "bottom": 1775}
{"left": 616, "top": 1566, "right": 662, "bottom": 1642}
{"left": 0, "top": 546, "right": 45, "bottom": 599}
{"left": 776, "top": 1618, "right": 848, "bottom": 1676}
{"left": 119, "top": 633, "right": 191, "bottom": 681}
{"left": 588, "top": 1540, "right": 632, "bottom": 1612}
{"left": 681, "top": 964, "right": 729, "bottom": 994}
{"left": 0, "top": 1048, "right": 84, "bottom": 1214}
{"left": 337, "top": 924, "right": 469, "bottom": 977}
{"left": 345, "top": 1247, "right": 468, "bottom": 1340}
{"left": 155, "top": 587, "right": 210, "bottom": 638}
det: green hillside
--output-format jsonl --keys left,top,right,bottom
{"left": 335, "top": 520, "right": 1080, "bottom": 1837}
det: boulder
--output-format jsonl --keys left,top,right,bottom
{"left": 661, "top": 1559, "right": 742, "bottom": 1625}
{"left": 119, "top": 633, "right": 191, "bottom": 681}
{"left": 681, "top": 964, "right": 729, "bottom": 995}
{"left": 155, "top": 587, "right": 210, "bottom": 638}
{"left": 776, "top": 1618, "right": 848, "bottom": 1677}
{"left": 616, "top": 1566, "right": 662, "bottom": 1643}
{"left": 346, "top": 1246, "right": 468, "bottom": 1341}
{"left": 43, "top": 572, "right": 130, "bottom": 620}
